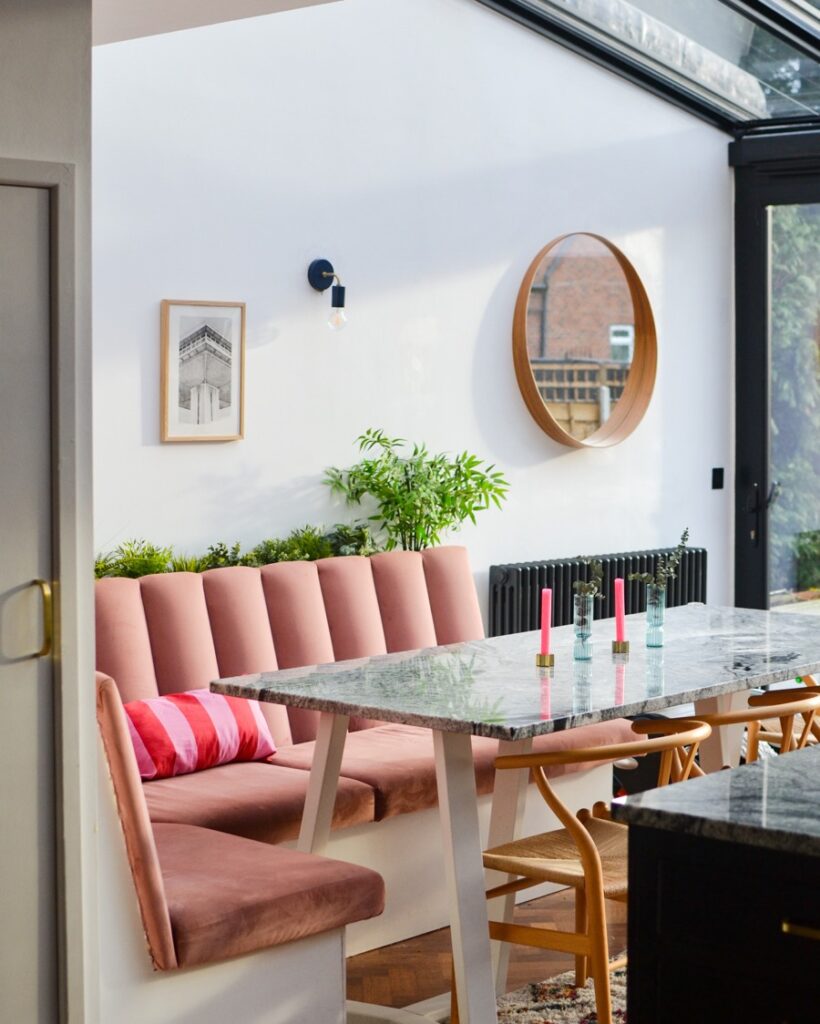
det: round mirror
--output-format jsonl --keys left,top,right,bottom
{"left": 513, "top": 233, "right": 656, "bottom": 448}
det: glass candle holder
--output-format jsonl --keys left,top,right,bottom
{"left": 573, "top": 593, "right": 594, "bottom": 661}
{"left": 646, "top": 584, "right": 666, "bottom": 648}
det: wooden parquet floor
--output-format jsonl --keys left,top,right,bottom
{"left": 346, "top": 888, "right": 628, "bottom": 1009}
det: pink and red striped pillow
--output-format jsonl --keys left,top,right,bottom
{"left": 124, "top": 689, "right": 276, "bottom": 781}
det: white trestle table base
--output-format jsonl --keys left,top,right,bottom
{"left": 214, "top": 605, "right": 820, "bottom": 1023}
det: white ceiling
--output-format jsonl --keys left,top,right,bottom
{"left": 93, "top": 0, "right": 340, "bottom": 45}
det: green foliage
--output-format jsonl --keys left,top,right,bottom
{"left": 324, "top": 428, "right": 509, "bottom": 551}
{"left": 247, "top": 538, "right": 291, "bottom": 566}
{"left": 169, "top": 553, "right": 207, "bottom": 573}
{"left": 199, "top": 542, "right": 253, "bottom": 570}
{"left": 96, "top": 539, "right": 173, "bottom": 579}
{"left": 795, "top": 530, "right": 820, "bottom": 592}
{"left": 629, "top": 528, "right": 689, "bottom": 589}
{"left": 249, "top": 526, "right": 332, "bottom": 564}
{"left": 94, "top": 551, "right": 117, "bottom": 579}
{"left": 740, "top": 31, "right": 820, "bottom": 119}
{"left": 94, "top": 522, "right": 381, "bottom": 578}
{"left": 324, "top": 521, "right": 378, "bottom": 558}
{"left": 286, "top": 526, "right": 334, "bottom": 561}
{"left": 766, "top": 205, "right": 820, "bottom": 593}
{"left": 572, "top": 558, "right": 604, "bottom": 599}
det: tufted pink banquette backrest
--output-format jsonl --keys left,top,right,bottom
{"left": 95, "top": 547, "right": 484, "bottom": 747}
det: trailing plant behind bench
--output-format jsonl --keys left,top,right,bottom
{"left": 94, "top": 523, "right": 378, "bottom": 579}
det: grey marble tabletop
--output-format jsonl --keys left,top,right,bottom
{"left": 212, "top": 604, "right": 820, "bottom": 741}
{"left": 612, "top": 744, "right": 820, "bottom": 857}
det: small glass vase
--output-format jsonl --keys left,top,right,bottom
{"left": 573, "top": 593, "right": 594, "bottom": 661}
{"left": 646, "top": 584, "right": 666, "bottom": 647}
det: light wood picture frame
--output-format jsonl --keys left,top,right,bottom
{"left": 160, "top": 299, "right": 246, "bottom": 442}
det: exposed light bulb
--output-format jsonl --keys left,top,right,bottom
{"left": 328, "top": 307, "right": 348, "bottom": 331}
{"left": 328, "top": 282, "right": 347, "bottom": 331}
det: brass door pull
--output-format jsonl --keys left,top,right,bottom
{"left": 31, "top": 578, "right": 52, "bottom": 658}
{"left": 782, "top": 920, "right": 820, "bottom": 942}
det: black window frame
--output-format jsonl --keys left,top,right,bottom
{"left": 474, "top": 0, "right": 820, "bottom": 135}
{"left": 732, "top": 129, "right": 820, "bottom": 607}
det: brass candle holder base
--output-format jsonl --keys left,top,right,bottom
{"left": 612, "top": 640, "right": 630, "bottom": 655}
{"left": 536, "top": 652, "right": 555, "bottom": 668}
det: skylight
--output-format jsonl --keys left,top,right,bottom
{"left": 478, "top": 0, "right": 820, "bottom": 130}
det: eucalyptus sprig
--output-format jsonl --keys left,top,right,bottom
{"left": 572, "top": 558, "right": 604, "bottom": 599}
{"left": 629, "top": 528, "right": 690, "bottom": 589}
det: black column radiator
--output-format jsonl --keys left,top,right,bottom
{"left": 488, "top": 548, "right": 707, "bottom": 637}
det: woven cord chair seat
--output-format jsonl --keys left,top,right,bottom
{"left": 483, "top": 817, "right": 628, "bottom": 900}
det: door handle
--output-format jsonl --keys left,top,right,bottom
{"left": 782, "top": 920, "right": 820, "bottom": 942}
{"left": 31, "top": 579, "right": 53, "bottom": 658}
{"left": 743, "top": 481, "right": 781, "bottom": 545}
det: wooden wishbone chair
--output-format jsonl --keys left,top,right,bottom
{"left": 689, "top": 687, "right": 820, "bottom": 772}
{"left": 752, "top": 677, "right": 820, "bottom": 753}
{"left": 449, "top": 718, "right": 711, "bottom": 1024}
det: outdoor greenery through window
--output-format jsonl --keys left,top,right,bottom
{"left": 769, "top": 202, "right": 820, "bottom": 608}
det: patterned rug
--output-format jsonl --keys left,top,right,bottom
{"left": 494, "top": 968, "right": 626, "bottom": 1023}
{"left": 436, "top": 968, "right": 626, "bottom": 1023}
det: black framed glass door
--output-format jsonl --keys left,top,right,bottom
{"left": 733, "top": 132, "right": 820, "bottom": 609}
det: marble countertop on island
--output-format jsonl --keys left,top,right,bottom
{"left": 212, "top": 604, "right": 820, "bottom": 742}
{"left": 612, "top": 745, "right": 820, "bottom": 857}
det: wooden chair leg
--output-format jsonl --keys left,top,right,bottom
{"left": 779, "top": 715, "right": 795, "bottom": 754}
{"left": 450, "top": 962, "right": 460, "bottom": 1024}
{"left": 575, "top": 887, "right": 588, "bottom": 987}
{"left": 746, "top": 720, "right": 760, "bottom": 762}
{"left": 587, "top": 890, "right": 612, "bottom": 1024}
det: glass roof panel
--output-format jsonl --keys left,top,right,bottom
{"left": 524, "top": 0, "right": 820, "bottom": 122}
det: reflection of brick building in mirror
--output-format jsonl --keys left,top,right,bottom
{"left": 526, "top": 235, "right": 634, "bottom": 441}
{"left": 177, "top": 320, "right": 233, "bottom": 426}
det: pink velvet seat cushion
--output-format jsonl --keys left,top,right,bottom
{"left": 154, "top": 822, "right": 385, "bottom": 967}
{"left": 144, "top": 761, "right": 375, "bottom": 844}
{"left": 530, "top": 717, "right": 637, "bottom": 775}
{"left": 274, "top": 724, "right": 499, "bottom": 820}
{"left": 274, "top": 718, "right": 636, "bottom": 820}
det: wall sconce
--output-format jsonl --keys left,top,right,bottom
{"left": 308, "top": 258, "right": 347, "bottom": 331}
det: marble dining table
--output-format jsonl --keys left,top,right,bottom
{"left": 212, "top": 603, "right": 820, "bottom": 1024}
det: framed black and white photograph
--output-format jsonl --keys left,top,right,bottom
{"left": 160, "top": 299, "right": 245, "bottom": 442}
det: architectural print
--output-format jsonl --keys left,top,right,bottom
{"left": 160, "top": 300, "right": 245, "bottom": 441}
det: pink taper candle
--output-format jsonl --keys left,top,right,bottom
{"left": 615, "top": 661, "right": 626, "bottom": 705}
{"left": 614, "top": 578, "right": 626, "bottom": 643}
{"left": 540, "top": 588, "right": 552, "bottom": 656}
{"left": 540, "top": 676, "right": 551, "bottom": 720}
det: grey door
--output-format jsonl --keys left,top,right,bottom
{"left": 0, "top": 184, "right": 57, "bottom": 1021}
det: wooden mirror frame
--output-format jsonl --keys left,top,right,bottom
{"left": 513, "top": 233, "right": 657, "bottom": 449}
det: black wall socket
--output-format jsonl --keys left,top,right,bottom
{"left": 712, "top": 467, "right": 724, "bottom": 490}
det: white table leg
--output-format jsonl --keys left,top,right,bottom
{"left": 433, "top": 730, "right": 498, "bottom": 1024}
{"left": 695, "top": 691, "right": 748, "bottom": 771}
{"left": 485, "top": 737, "right": 532, "bottom": 996}
{"left": 297, "top": 711, "right": 349, "bottom": 854}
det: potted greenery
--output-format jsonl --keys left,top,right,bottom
{"left": 324, "top": 428, "right": 509, "bottom": 551}
{"left": 628, "top": 528, "right": 690, "bottom": 647}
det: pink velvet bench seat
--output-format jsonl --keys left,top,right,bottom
{"left": 155, "top": 823, "right": 385, "bottom": 968}
{"left": 98, "top": 672, "right": 385, "bottom": 973}
{"left": 144, "top": 762, "right": 375, "bottom": 844}
{"left": 273, "top": 723, "right": 503, "bottom": 820}
{"left": 273, "top": 720, "right": 636, "bottom": 821}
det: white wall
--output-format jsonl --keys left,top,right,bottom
{"left": 93, "top": 0, "right": 734, "bottom": 612}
